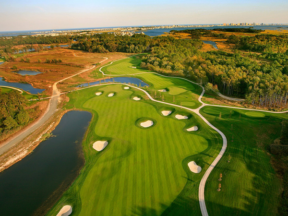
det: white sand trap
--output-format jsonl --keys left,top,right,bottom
{"left": 188, "top": 161, "right": 202, "bottom": 173}
{"left": 140, "top": 120, "right": 153, "bottom": 128}
{"left": 158, "top": 89, "right": 167, "bottom": 92}
{"left": 175, "top": 114, "right": 188, "bottom": 120}
{"left": 108, "top": 93, "right": 114, "bottom": 97}
{"left": 124, "top": 86, "right": 130, "bottom": 90}
{"left": 132, "top": 66, "right": 137, "bottom": 68}
{"left": 93, "top": 141, "right": 108, "bottom": 151}
{"left": 162, "top": 110, "right": 172, "bottom": 116}
{"left": 95, "top": 92, "right": 102, "bottom": 96}
{"left": 133, "top": 96, "right": 141, "bottom": 101}
{"left": 56, "top": 205, "right": 72, "bottom": 216}
{"left": 187, "top": 126, "right": 198, "bottom": 132}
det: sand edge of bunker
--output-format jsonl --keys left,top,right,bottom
{"left": 93, "top": 141, "right": 109, "bottom": 151}
{"left": 56, "top": 205, "right": 72, "bottom": 216}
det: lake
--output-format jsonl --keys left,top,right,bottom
{"left": 0, "top": 111, "right": 91, "bottom": 216}
{"left": 15, "top": 70, "right": 42, "bottom": 76}
{"left": 202, "top": 40, "right": 218, "bottom": 49}
{"left": 0, "top": 77, "right": 45, "bottom": 94}
{"left": 77, "top": 77, "right": 149, "bottom": 87}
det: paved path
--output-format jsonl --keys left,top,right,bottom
{"left": 0, "top": 57, "right": 108, "bottom": 156}
{"left": 0, "top": 86, "right": 23, "bottom": 93}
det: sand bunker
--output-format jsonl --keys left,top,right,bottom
{"left": 188, "top": 161, "right": 202, "bottom": 173}
{"left": 124, "top": 86, "right": 130, "bottom": 90}
{"left": 162, "top": 110, "right": 172, "bottom": 116}
{"left": 133, "top": 96, "right": 141, "bottom": 101}
{"left": 108, "top": 93, "right": 114, "bottom": 97}
{"left": 95, "top": 92, "right": 102, "bottom": 96}
{"left": 158, "top": 89, "right": 167, "bottom": 92}
{"left": 187, "top": 126, "right": 198, "bottom": 132}
{"left": 140, "top": 120, "right": 153, "bottom": 128}
{"left": 93, "top": 141, "right": 108, "bottom": 151}
{"left": 175, "top": 114, "right": 188, "bottom": 120}
{"left": 56, "top": 205, "right": 72, "bottom": 216}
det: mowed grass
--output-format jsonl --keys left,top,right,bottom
{"left": 168, "top": 86, "right": 187, "bottom": 95}
{"left": 100, "top": 56, "right": 203, "bottom": 109}
{"left": 47, "top": 84, "right": 222, "bottom": 216}
{"left": 201, "top": 106, "right": 288, "bottom": 215}
{"left": 0, "top": 87, "right": 13, "bottom": 93}
{"left": 102, "top": 55, "right": 149, "bottom": 75}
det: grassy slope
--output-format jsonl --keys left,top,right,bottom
{"left": 47, "top": 85, "right": 221, "bottom": 216}
{"left": 201, "top": 106, "right": 288, "bottom": 215}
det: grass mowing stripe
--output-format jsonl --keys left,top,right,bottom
{"left": 48, "top": 85, "right": 222, "bottom": 216}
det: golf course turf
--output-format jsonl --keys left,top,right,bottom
{"left": 47, "top": 56, "right": 288, "bottom": 216}
{"left": 201, "top": 106, "right": 288, "bottom": 216}
{"left": 47, "top": 84, "right": 221, "bottom": 215}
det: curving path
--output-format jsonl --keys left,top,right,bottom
{"left": 97, "top": 57, "right": 288, "bottom": 216}
{"left": 0, "top": 57, "right": 108, "bottom": 156}
{"left": 0, "top": 86, "right": 23, "bottom": 93}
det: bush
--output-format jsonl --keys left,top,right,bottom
{"left": 270, "top": 144, "right": 288, "bottom": 155}
{"left": 11, "top": 65, "right": 17, "bottom": 70}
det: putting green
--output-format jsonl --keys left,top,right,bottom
{"left": 47, "top": 85, "right": 221, "bottom": 216}
{"left": 180, "top": 101, "right": 196, "bottom": 107}
{"left": 103, "top": 56, "right": 149, "bottom": 75}
{"left": 168, "top": 86, "right": 188, "bottom": 95}
{"left": 244, "top": 111, "right": 265, "bottom": 118}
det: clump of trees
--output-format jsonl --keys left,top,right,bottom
{"left": 45, "top": 59, "right": 62, "bottom": 64}
{"left": 0, "top": 91, "right": 30, "bottom": 135}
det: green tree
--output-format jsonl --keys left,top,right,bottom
{"left": 16, "top": 110, "right": 29, "bottom": 125}
{"left": 281, "top": 120, "right": 288, "bottom": 145}
{"left": 3, "top": 116, "right": 18, "bottom": 130}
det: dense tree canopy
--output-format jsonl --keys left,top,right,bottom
{"left": 0, "top": 91, "right": 30, "bottom": 134}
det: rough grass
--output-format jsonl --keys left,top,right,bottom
{"left": 201, "top": 106, "right": 288, "bottom": 216}
{"left": 46, "top": 84, "right": 221, "bottom": 216}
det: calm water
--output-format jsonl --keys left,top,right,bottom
{"left": 0, "top": 77, "right": 45, "bottom": 94}
{"left": 138, "top": 25, "right": 288, "bottom": 36}
{"left": 202, "top": 40, "right": 218, "bottom": 49}
{"left": 15, "top": 45, "right": 69, "bottom": 54}
{"left": 0, "top": 111, "right": 91, "bottom": 216}
{"left": 0, "top": 62, "right": 4, "bottom": 65}
{"left": 16, "top": 70, "right": 42, "bottom": 76}
{"left": 77, "top": 77, "right": 149, "bottom": 87}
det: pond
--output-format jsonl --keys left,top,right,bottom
{"left": 0, "top": 62, "right": 4, "bottom": 65}
{"left": 0, "top": 77, "right": 45, "bottom": 94}
{"left": 77, "top": 77, "right": 149, "bottom": 88}
{"left": 0, "top": 111, "right": 91, "bottom": 216}
{"left": 15, "top": 70, "right": 42, "bottom": 76}
{"left": 202, "top": 40, "right": 218, "bottom": 49}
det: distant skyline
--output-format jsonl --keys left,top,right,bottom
{"left": 0, "top": 0, "right": 287, "bottom": 32}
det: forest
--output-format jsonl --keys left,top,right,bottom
{"left": 227, "top": 34, "right": 288, "bottom": 53}
{"left": 71, "top": 33, "right": 202, "bottom": 53}
{"left": 0, "top": 90, "right": 33, "bottom": 136}
{"left": 0, "top": 35, "right": 72, "bottom": 46}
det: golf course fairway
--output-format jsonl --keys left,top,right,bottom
{"left": 47, "top": 56, "right": 288, "bottom": 216}
{"left": 47, "top": 84, "right": 221, "bottom": 215}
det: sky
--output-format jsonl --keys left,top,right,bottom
{"left": 0, "top": 0, "right": 287, "bottom": 32}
